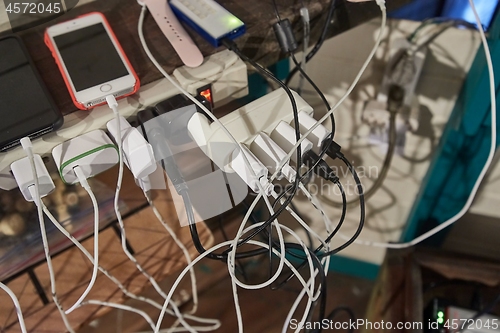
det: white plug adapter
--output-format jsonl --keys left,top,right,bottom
{"left": 107, "top": 116, "right": 157, "bottom": 180}
{"left": 52, "top": 130, "right": 119, "bottom": 184}
{"left": 293, "top": 111, "right": 331, "bottom": 154}
{"left": 270, "top": 121, "right": 313, "bottom": 164}
{"left": 250, "top": 132, "right": 296, "bottom": 182}
{"left": 11, "top": 154, "right": 55, "bottom": 202}
{"left": 230, "top": 145, "right": 272, "bottom": 195}
{"left": 135, "top": 162, "right": 167, "bottom": 193}
{"left": 187, "top": 112, "right": 237, "bottom": 173}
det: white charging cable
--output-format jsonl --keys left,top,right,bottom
{"left": 107, "top": 95, "right": 200, "bottom": 333}
{"left": 155, "top": 223, "right": 320, "bottom": 333}
{"left": 106, "top": 100, "right": 214, "bottom": 329}
{"left": 0, "top": 282, "right": 28, "bottom": 333}
{"left": 228, "top": 224, "right": 316, "bottom": 333}
{"left": 80, "top": 300, "right": 156, "bottom": 330}
{"left": 276, "top": 184, "right": 335, "bottom": 333}
{"left": 18, "top": 137, "right": 75, "bottom": 333}
{"left": 145, "top": 195, "right": 200, "bottom": 315}
{"left": 331, "top": 0, "right": 496, "bottom": 249}
{"left": 64, "top": 166, "right": 100, "bottom": 314}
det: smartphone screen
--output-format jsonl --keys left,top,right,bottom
{"left": 0, "top": 36, "right": 62, "bottom": 151}
{"left": 53, "top": 23, "right": 129, "bottom": 92}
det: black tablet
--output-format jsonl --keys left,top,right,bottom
{"left": 0, "top": 35, "right": 63, "bottom": 152}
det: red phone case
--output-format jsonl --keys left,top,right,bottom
{"left": 44, "top": 12, "right": 140, "bottom": 110}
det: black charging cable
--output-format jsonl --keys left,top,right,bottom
{"left": 274, "top": 144, "right": 364, "bottom": 289}
{"left": 285, "top": 0, "right": 338, "bottom": 86}
{"left": 137, "top": 107, "right": 271, "bottom": 261}
{"left": 221, "top": 38, "right": 304, "bottom": 250}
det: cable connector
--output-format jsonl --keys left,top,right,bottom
{"left": 106, "top": 95, "right": 119, "bottom": 114}
{"left": 52, "top": 130, "right": 119, "bottom": 185}
{"left": 270, "top": 121, "right": 313, "bottom": 164}
{"left": 221, "top": 38, "right": 238, "bottom": 52}
{"left": 107, "top": 116, "right": 157, "bottom": 180}
{"left": 322, "top": 139, "right": 343, "bottom": 160}
{"left": 273, "top": 19, "right": 298, "bottom": 53}
{"left": 250, "top": 132, "right": 296, "bottom": 182}
{"left": 293, "top": 111, "right": 331, "bottom": 154}
{"left": 73, "top": 166, "right": 90, "bottom": 190}
{"left": 269, "top": 121, "right": 338, "bottom": 182}
{"left": 291, "top": 109, "right": 343, "bottom": 160}
{"left": 375, "top": 0, "right": 386, "bottom": 10}
{"left": 19, "top": 137, "right": 33, "bottom": 151}
{"left": 299, "top": 7, "right": 309, "bottom": 23}
{"left": 140, "top": 116, "right": 189, "bottom": 194}
{"left": 302, "top": 150, "right": 339, "bottom": 183}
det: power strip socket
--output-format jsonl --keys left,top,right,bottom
{"left": 362, "top": 38, "right": 426, "bottom": 155}
{"left": 186, "top": 88, "right": 313, "bottom": 178}
{"left": 197, "top": 88, "right": 313, "bottom": 148}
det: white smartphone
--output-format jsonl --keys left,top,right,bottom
{"left": 44, "top": 12, "right": 140, "bottom": 110}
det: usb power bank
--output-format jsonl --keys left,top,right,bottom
{"left": 169, "top": 0, "right": 245, "bottom": 47}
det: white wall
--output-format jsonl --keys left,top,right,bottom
{"left": 288, "top": 18, "right": 482, "bottom": 265}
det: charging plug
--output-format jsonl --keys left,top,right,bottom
{"left": 250, "top": 132, "right": 296, "bottom": 182}
{"left": 187, "top": 112, "right": 237, "bottom": 173}
{"left": 270, "top": 121, "right": 313, "bottom": 164}
{"left": 293, "top": 111, "right": 331, "bottom": 154}
{"left": 11, "top": 155, "right": 55, "bottom": 203}
{"left": 135, "top": 163, "right": 166, "bottom": 194}
{"left": 52, "top": 130, "right": 119, "bottom": 184}
{"left": 291, "top": 111, "right": 342, "bottom": 159}
{"left": 269, "top": 121, "right": 338, "bottom": 183}
{"left": 107, "top": 116, "right": 157, "bottom": 180}
{"left": 302, "top": 150, "right": 339, "bottom": 183}
{"left": 300, "top": 7, "right": 309, "bottom": 23}
{"left": 230, "top": 145, "right": 272, "bottom": 195}
{"left": 347, "top": 0, "right": 385, "bottom": 10}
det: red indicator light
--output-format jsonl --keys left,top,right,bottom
{"left": 199, "top": 88, "right": 212, "bottom": 104}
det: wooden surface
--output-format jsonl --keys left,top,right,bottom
{"left": 4, "top": 0, "right": 411, "bottom": 117}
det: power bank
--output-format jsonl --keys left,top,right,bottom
{"left": 169, "top": 0, "right": 245, "bottom": 47}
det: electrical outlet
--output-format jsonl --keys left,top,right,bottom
{"left": 362, "top": 100, "right": 419, "bottom": 156}
{"left": 362, "top": 38, "right": 426, "bottom": 155}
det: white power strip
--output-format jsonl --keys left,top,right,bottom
{"left": 0, "top": 50, "right": 248, "bottom": 190}
{"left": 212, "top": 89, "right": 313, "bottom": 146}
